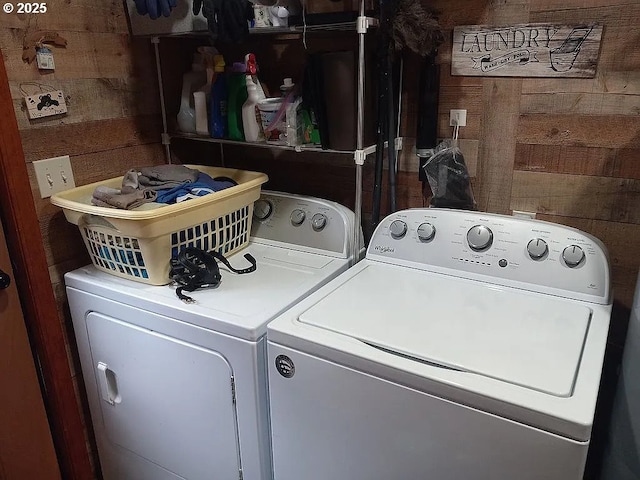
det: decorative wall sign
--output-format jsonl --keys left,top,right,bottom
{"left": 451, "top": 23, "right": 603, "bottom": 78}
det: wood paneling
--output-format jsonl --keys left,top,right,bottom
{"left": 517, "top": 114, "right": 640, "bottom": 148}
{"left": 511, "top": 171, "right": 640, "bottom": 223}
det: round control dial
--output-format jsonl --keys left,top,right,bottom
{"left": 311, "top": 213, "right": 328, "bottom": 232}
{"left": 417, "top": 222, "right": 436, "bottom": 242}
{"left": 290, "top": 209, "right": 306, "bottom": 226}
{"left": 389, "top": 220, "right": 408, "bottom": 239}
{"left": 563, "top": 245, "right": 585, "bottom": 267}
{"left": 527, "top": 238, "right": 548, "bottom": 260}
{"left": 467, "top": 225, "right": 493, "bottom": 251}
{"left": 253, "top": 199, "right": 273, "bottom": 221}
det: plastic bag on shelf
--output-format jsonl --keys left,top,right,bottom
{"left": 422, "top": 139, "right": 476, "bottom": 210}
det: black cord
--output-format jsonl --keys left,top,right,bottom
{"left": 170, "top": 247, "right": 256, "bottom": 303}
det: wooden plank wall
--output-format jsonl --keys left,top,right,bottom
{"left": 0, "top": 1, "right": 165, "bottom": 477}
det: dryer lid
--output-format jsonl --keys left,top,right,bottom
{"left": 298, "top": 264, "right": 592, "bottom": 397}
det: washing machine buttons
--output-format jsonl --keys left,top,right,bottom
{"left": 389, "top": 220, "right": 408, "bottom": 239}
{"left": 417, "top": 222, "right": 436, "bottom": 242}
{"left": 527, "top": 238, "right": 548, "bottom": 260}
{"left": 563, "top": 245, "right": 585, "bottom": 267}
{"left": 253, "top": 199, "right": 273, "bottom": 221}
{"left": 290, "top": 209, "right": 306, "bottom": 226}
{"left": 312, "top": 213, "right": 328, "bottom": 232}
{"left": 467, "top": 225, "right": 493, "bottom": 251}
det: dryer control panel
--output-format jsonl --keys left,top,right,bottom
{"left": 251, "top": 191, "right": 357, "bottom": 258}
{"left": 368, "top": 208, "right": 611, "bottom": 304}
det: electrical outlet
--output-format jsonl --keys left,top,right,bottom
{"left": 449, "top": 109, "right": 467, "bottom": 127}
{"left": 34, "top": 155, "right": 76, "bottom": 198}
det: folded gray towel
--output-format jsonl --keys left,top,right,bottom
{"left": 138, "top": 165, "right": 199, "bottom": 190}
{"left": 91, "top": 185, "right": 157, "bottom": 210}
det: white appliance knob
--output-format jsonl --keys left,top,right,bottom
{"left": 527, "top": 238, "right": 548, "bottom": 260}
{"left": 389, "top": 220, "right": 408, "bottom": 239}
{"left": 417, "top": 222, "right": 436, "bottom": 242}
{"left": 290, "top": 209, "right": 306, "bottom": 226}
{"left": 563, "top": 245, "right": 585, "bottom": 267}
{"left": 467, "top": 225, "right": 493, "bottom": 251}
{"left": 311, "top": 213, "right": 328, "bottom": 232}
{"left": 253, "top": 199, "right": 273, "bottom": 220}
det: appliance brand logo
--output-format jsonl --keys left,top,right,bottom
{"left": 373, "top": 245, "right": 395, "bottom": 254}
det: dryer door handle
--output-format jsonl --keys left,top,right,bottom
{"left": 97, "top": 362, "right": 121, "bottom": 406}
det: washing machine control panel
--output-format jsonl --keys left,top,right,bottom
{"left": 251, "top": 191, "right": 357, "bottom": 258}
{"left": 368, "top": 208, "right": 611, "bottom": 304}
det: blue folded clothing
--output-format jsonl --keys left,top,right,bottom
{"left": 155, "top": 172, "right": 236, "bottom": 204}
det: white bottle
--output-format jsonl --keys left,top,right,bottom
{"left": 242, "top": 75, "right": 263, "bottom": 142}
{"left": 176, "top": 55, "right": 207, "bottom": 133}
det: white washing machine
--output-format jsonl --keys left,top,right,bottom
{"left": 267, "top": 208, "right": 612, "bottom": 480}
{"left": 66, "top": 191, "right": 357, "bottom": 480}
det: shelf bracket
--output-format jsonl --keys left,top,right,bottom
{"left": 356, "top": 16, "right": 378, "bottom": 34}
{"left": 354, "top": 145, "right": 377, "bottom": 166}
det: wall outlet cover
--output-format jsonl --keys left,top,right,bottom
{"left": 25, "top": 90, "right": 67, "bottom": 119}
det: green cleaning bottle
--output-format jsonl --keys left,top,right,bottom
{"left": 227, "top": 62, "right": 248, "bottom": 141}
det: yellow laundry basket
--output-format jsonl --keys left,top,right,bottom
{"left": 51, "top": 165, "right": 268, "bottom": 285}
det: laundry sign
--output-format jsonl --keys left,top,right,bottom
{"left": 451, "top": 23, "right": 603, "bottom": 78}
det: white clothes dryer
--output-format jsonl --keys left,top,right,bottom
{"left": 267, "top": 208, "right": 612, "bottom": 480}
{"left": 66, "top": 191, "right": 357, "bottom": 480}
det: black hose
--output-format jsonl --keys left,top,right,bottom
{"left": 371, "top": 45, "right": 389, "bottom": 229}
{"left": 387, "top": 53, "right": 398, "bottom": 213}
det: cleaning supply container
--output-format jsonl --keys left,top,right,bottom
{"left": 227, "top": 62, "right": 248, "bottom": 141}
{"left": 242, "top": 75, "right": 263, "bottom": 142}
{"left": 51, "top": 166, "right": 268, "bottom": 285}
{"left": 209, "top": 55, "right": 228, "bottom": 138}
{"left": 176, "top": 54, "right": 207, "bottom": 133}
{"left": 257, "top": 98, "right": 287, "bottom": 144}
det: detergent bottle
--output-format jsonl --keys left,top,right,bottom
{"left": 209, "top": 55, "right": 228, "bottom": 138}
{"left": 176, "top": 53, "right": 207, "bottom": 134}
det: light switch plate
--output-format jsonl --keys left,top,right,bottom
{"left": 34, "top": 155, "right": 76, "bottom": 198}
{"left": 24, "top": 90, "right": 67, "bottom": 119}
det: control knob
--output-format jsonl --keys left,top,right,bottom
{"left": 311, "top": 213, "right": 328, "bottom": 232}
{"left": 467, "top": 225, "right": 493, "bottom": 251}
{"left": 417, "top": 222, "right": 436, "bottom": 242}
{"left": 290, "top": 209, "right": 306, "bottom": 226}
{"left": 253, "top": 199, "right": 273, "bottom": 221}
{"left": 527, "top": 238, "right": 548, "bottom": 260}
{"left": 563, "top": 245, "right": 585, "bottom": 267}
{"left": 389, "top": 220, "right": 408, "bottom": 239}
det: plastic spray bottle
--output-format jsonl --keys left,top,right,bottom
{"left": 242, "top": 76, "right": 262, "bottom": 142}
{"left": 210, "top": 55, "right": 228, "bottom": 139}
{"left": 227, "top": 62, "right": 248, "bottom": 141}
{"left": 242, "top": 54, "right": 264, "bottom": 142}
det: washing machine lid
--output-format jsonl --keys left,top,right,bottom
{"left": 298, "top": 263, "right": 592, "bottom": 397}
{"left": 65, "top": 243, "right": 349, "bottom": 341}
